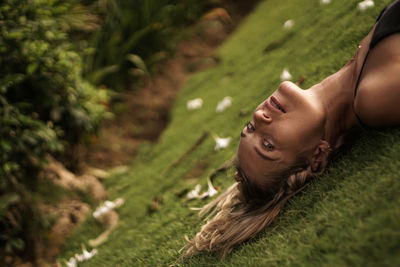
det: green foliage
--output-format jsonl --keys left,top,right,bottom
{"left": 0, "top": 0, "right": 109, "bottom": 258}
{"left": 85, "top": 0, "right": 209, "bottom": 89}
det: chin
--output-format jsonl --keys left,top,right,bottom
{"left": 274, "top": 81, "right": 310, "bottom": 112}
{"left": 280, "top": 80, "right": 300, "bottom": 89}
{"left": 277, "top": 81, "right": 302, "bottom": 96}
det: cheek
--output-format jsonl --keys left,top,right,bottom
{"left": 277, "top": 118, "right": 322, "bottom": 150}
{"left": 277, "top": 124, "right": 305, "bottom": 150}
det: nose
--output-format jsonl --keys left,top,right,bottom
{"left": 254, "top": 110, "right": 272, "bottom": 124}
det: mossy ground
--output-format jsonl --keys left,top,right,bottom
{"left": 59, "top": 0, "right": 400, "bottom": 266}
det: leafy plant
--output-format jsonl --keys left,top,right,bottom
{"left": 85, "top": 0, "right": 210, "bottom": 89}
{"left": 0, "top": 0, "right": 110, "bottom": 261}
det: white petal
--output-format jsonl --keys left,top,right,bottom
{"left": 103, "top": 200, "right": 115, "bottom": 209}
{"left": 187, "top": 98, "right": 203, "bottom": 110}
{"left": 283, "top": 19, "right": 294, "bottom": 29}
{"left": 75, "top": 253, "right": 85, "bottom": 262}
{"left": 81, "top": 248, "right": 97, "bottom": 260}
{"left": 216, "top": 96, "right": 232, "bottom": 112}
{"left": 93, "top": 208, "right": 103, "bottom": 218}
{"left": 358, "top": 0, "right": 374, "bottom": 11}
{"left": 190, "top": 179, "right": 219, "bottom": 200}
{"left": 280, "top": 68, "right": 292, "bottom": 81}
{"left": 213, "top": 136, "right": 232, "bottom": 151}
{"left": 206, "top": 179, "right": 218, "bottom": 197}
{"left": 89, "top": 248, "right": 98, "bottom": 257}
{"left": 82, "top": 249, "right": 92, "bottom": 260}
{"left": 320, "top": 0, "right": 331, "bottom": 5}
{"left": 187, "top": 184, "right": 201, "bottom": 200}
{"left": 93, "top": 206, "right": 108, "bottom": 218}
{"left": 114, "top": 198, "right": 125, "bottom": 207}
{"left": 67, "top": 257, "right": 77, "bottom": 267}
{"left": 200, "top": 191, "right": 209, "bottom": 198}
{"left": 93, "top": 198, "right": 125, "bottom": 218}
{"left": 74, "top": 248, "right": 98, "bottom": 263}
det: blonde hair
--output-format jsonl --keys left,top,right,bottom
{"left": 180, "top": 126, "right": 350, "bottom": 259}
{"left": 182, "top": 165, "right": 318, "bottom": 258}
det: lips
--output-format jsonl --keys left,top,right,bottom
{"left": 269, "top": 96, "right": 286, "bottom": 113}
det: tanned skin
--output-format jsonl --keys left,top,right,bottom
{"left": 237, "top": 24, "right": 400, "bottom": 186}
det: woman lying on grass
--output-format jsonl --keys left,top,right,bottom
{"left": 183, "top": 0, "right": 400, "bottom": 257}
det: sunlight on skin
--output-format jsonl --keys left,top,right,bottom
{"left": 237, "top": 81, "right": 325, "bottom": 185}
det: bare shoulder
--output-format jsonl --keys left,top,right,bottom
{"left": 354, "top": 33, "right": 400, "bottom": 127}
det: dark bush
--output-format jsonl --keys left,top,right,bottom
{"left": 85, "top": 0, "right": 209, "bottom": 89}
{"left": 0, "top": 0, "right": 109, "bottom": 260}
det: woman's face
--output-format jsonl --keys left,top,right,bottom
{"left": 237, "top": 81, "right": 325, "bottom": 186}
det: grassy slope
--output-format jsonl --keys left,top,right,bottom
{"left": 60, "top": 0, "right": 400, "bottom": 266}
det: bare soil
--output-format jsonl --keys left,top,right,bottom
{"left": 82, "top": 1, "right": 259, "bottom": 170}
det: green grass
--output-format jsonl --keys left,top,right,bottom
{"left": 59, "top": 0, "right": 400, "bottom": 266}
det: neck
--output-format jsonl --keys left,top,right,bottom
{"left": 309, "top": 61, "right": 359, "bottom": 148}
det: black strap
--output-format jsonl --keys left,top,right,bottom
{"left": 353, "top": 0, "right": 400, "bottom": 126}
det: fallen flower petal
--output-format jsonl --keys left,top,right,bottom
{"left": 93, "top": 198, "right": 125, "bottom": 219}
{"left": 207, "top": 180, "right": 218, "bottom": 197}
{"left": 75, "top": 253, "right": 85, "bottom": 262}
{"left": 200, "top": 192, "right": 208, "bottom": 198}
{"left": 103, "top": 200, "right": 115, "bottom": 209}
{"left": 66, "top": 257, "right": 77, "bottom": 267}
{"left": 187, "top": 98, "right": 203, "bottom": 110}
{"left": 114, "top": 198, "right": 125, "bottom": 207}
{"left": 73, "top": 247, "right": 98, "bottom": 264}
{"left": 320, "top": 0, "right": 331, "bottom": 5}
{"left": 283, "top": 19, "right": 294, "bottom": 29}
{"left": 82, "top": 248, "right": 98, "bottom": 260}
{"left": 187, "top": 179, "right": 219, "bottom": 200}
{"left": 214, "top": 135, "right": 232, "bottom": 151}
{"left": 93, "top": 206, "right": 108, "bottom": 218}
{"left": 202, "top": 178, "right": 218, "bottom": 198}
{"left": 358, "top": 0, "right": 374, "bottom": 11}
{"left": 216, "top": 96, "right": 232, "bottom": 112}
{"left": 280, "top": 68, "right": 292, "bottom": 81}
{"left": 187, "top": 184, "right": 201, "bottom": 200}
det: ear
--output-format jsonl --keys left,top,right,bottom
{"left": 310, "top": 140, "right": 331, "bottom": 172}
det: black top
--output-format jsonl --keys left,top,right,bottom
{"left": 370, "top": 0, "right": 400, "bottom": 49}
{"left": 354, "top": 0, "right": 400, "bottom": 126}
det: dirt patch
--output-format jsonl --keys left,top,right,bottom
{"left": 44, "top": 156, "right": 108, "bottom": 202}
{"left": 37, "top": 200, "right": 91, "bottom": 264}
{"left": 83, "top": 1, "right": 260, "bottom": 170}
